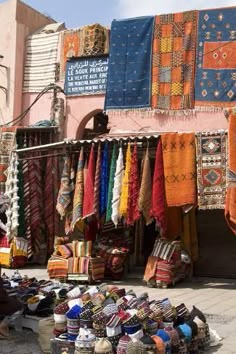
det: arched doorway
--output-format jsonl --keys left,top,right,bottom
{"left": 76, "top": 109, "right": 109, "bottom": 139}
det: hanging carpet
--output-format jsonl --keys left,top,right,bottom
{"left": 225, "top": 108, "right": 236, "bottom": 234}
{"left": 100, "top": 143, "right": 109, "bottom": 217}
{"left": 0, "top": 127, "right": 17, "bottom": 194}
{"left": 94, "top": 144, "right": 101, "bottom": 222}
{"left": 195, "top": 8, "right": 236, "bottom": 109}
{"left": 79, "top": 23, "right": 110, "bottom": 57}
{"left": 127, "top": 143, "right": 140, "bottom": 226}
{"left": 111, "top": 147, "right": 124, "bottom": 227}
{"left": 119, "top": 143, "right": 132, "bottom": 218}
{"left": 150, "top": 139, "right": 167, "bottom": 235}
{"left": 56, "top": 155, "right": 72, "bottom": 219}
{"left": 105, "top": 16, "right": 154, "bottom": 110}
{"left": 83, "top": 145, "right": 95, "bottom": 219}
{"left": 72, "top": 148, "right": 84, "bottom": 229}
{"left": 152, "top": 11, "right": 197, "bottom": 112}
{"left": 106, "top": 144, "right": 117, "bottom": 222}
{"left": 196, "top": 131, "right": 227, "bottom": 209}
{"left": 60, "top": 29, "right": 80, "bottom": 78}
{"left": 162, "top": 133, "right": 197, "bottom": 207}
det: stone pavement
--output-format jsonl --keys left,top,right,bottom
{"left": 2, "top": 267, "right": 236, "bottom": 354}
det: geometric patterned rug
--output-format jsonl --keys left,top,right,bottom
{"left": 196, "top": 131, "right": 227, "bottom": 209}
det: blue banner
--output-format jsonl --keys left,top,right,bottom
{"left": 64, "top": 56, "right": 109, "bottom": 96}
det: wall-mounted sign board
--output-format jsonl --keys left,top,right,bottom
{"left": 64, "top": 56, "right": 109, "bottom": 96}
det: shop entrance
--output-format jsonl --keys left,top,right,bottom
{"left": 195, "top": 210, "right": 236, "bottom": 278}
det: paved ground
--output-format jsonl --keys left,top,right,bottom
{"left": 2, "top": 267, "right": 236, "bottom": 353}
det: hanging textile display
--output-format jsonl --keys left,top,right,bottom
{"left": 79, "top": 24, "right": 110, "bottom": 57}
{"left": 43, "top": 155, "right": 60, "bottom": 256}
{"left": 196, "top": 131, "right": 227, "bottom": 209}
{"left": 56, "top": 155, "right": 72, "bottom": 219}
{"left": 99, "top": 143, "right": 109, "bottom": 217}
{"left": 93, "top": 144, "right": 101, "bottom": 221}
{"left": 64, "top": 156, "right": 76, "bottom": 235}
{"left": 0, "top": 127, "right": 17, "bottom": 194}
{"left": 127, "top": 144, "right": 140, "bottom": 226}
{"left": 106, "top": 144, "right": 117, "bottom": 222}
{"left": 83, "top": 145, "right": 95, "bottom": 219}
{"left": 105, "top": 16, "right": 154, "bottom": 111}
{"left": 195, "top": 8, "right": 236, "bottom": 109}
{"left": 138, "top": 147, "right": 153, "bottom": 225}
{"left": 150, "top": 139, "right": 167, "bottom": 235}
{"left": 152, "top": 11, "right": 197, "bottom": 112}
{"left": 227, "top": 108, "right": 236, "bottom": 185}
{"left": 111, "top": 147, "right": 124, "bottom": 227}
{"left": 11, "top": 237, "right": 28, "bottom": 268}
{"left": 225, "top": 108, "right": 236, "bottom": 234}
{"left": 5, "top": 152, "right": 19, "bottom": 242}
{"left": 162, "top": 133, "right": 197, "bottom": 207}
{"left": 60, "top": 29, "right": 80, "bottom": 78}
{"left": 119, "top": 143, "right": 132, "bottom": 218}
{"left": 23, "top": 32, "right": 59, "bottom": 92}
{"left": 27, "top": 154, "right": 46, "bottom": 257}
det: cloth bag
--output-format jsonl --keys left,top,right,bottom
{"left": 38, "top": 316, "right": 55, "bottom": 353}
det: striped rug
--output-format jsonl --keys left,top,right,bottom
{"left": 23, "top": 32, "right": 59, "bottom": 92}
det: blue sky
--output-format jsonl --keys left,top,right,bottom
{"left": 1, "top": 0, "right": 235, "bottom": 28}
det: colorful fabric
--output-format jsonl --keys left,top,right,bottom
{"left": 100, "top": 143, "right": 109, "bottom": 216}
{"left": 90, "top": 257, "right": 105, "bottom": 281}
{"left": 23, "top": 32, "right": 59, "bottom": 92}
{"left": 72, "top": 240, "right": 92, "bottom": 257}
{"left": 79, "top": 24, "right": 110, "bottom": 57}
{"left": 119, "top": 143, "right": 132, "bottom": 218}
{"left": 78, "top": 256, "right": 90, "bottom": 274}
{"left": 112, "top": 147, "right": 124, "bottom": 227}
{"left": 94, "top": 144, "right": 101, "bottom": 221}
{"left": 162, "top": 133, "right": 197, "bottom": 207}
{"left": 72, "top": 148, "right": 84, "bottom": 229}
{"left": 11, "top": 237, "right": 27, "bottom": 268}
{"left": 44, "top": 155, "right": 60, "bottom": 256}
{"left": 106, "top": 144, "right": 117, "bottom": 222}
{"left": 105, "top": 16, "right": 154, "bottom": 110}
{"left": 196, "top": 131, "right": 227, "bottom": 209}
{"left": 47, "top": 255, "right": 68, "bottom": 279}
{"left": 155, "top": 260, "right": 175, "bottom": 285}
{"left": 225, "top": 108, "right": 236, "bottom": 234}
{"left": 60, "top": 29, "right": 80, "bottom": 78}
{"left": 138, "top": 148, "right": 153, "bottom": 225}
{"left": 150, "top": 139, "right": 167, "bottom": 235}
{"left": 143, "top": 256, "right": 158, "bottom": 282}
{"left": 0, "top": 127, "right": 16, "bottom": 194}
{"left": 56, "top": 244, "right": 73, "bottom": 258}
{"left": 56, "top": 156, "right": 72, "bottom": 219}
{"left": 63, "top": 155, "right": 76, "bottom": 235}
{"left": 152, "top": 11, "right": 197, "bottom": 111}
{"left": 195, "top": 8, "right": 236, "bottom": 108}
{"left": 127, "top": 144, "right": 140, "bottom": 226}
{"left": 83, "top": 145, "right": 95, "bottom": 218}
{"left": 227, "top": 108, "right": 236, "bottom": 185}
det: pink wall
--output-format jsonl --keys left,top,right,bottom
{"left": 0, "top": 0, "right": 55, "bottom": 123}
{"left": 22, "top": 91, "right": 229, "bottom": 140}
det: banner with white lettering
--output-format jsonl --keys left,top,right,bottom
{"left": 64, "top": 56, "right": 109, "bottom": 96}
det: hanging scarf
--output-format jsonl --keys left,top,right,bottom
{"left": 100, "top": 142, "right": 109, "bottom": 216}
{"left": 150, "top": 139, "right": 167, "bottom": 236}
{"left": 72, "top": 147, "right": 84, "bottom": 229}
{"left": 127, "top": 143, "right": 140, "bottom": 225}
{"left": 138, "top": 147, "right": 153, "bottom": 225}
{"left": 111, "top": 147, "right": 124, "bottom": 227}
{"left": 106, "top": 144, "right": 117, "bottom": 222}
{"left": 119, "top": 142, "right": 132, "bottom": 218}
{"left": 83, "top": 145, "right": 95, "bottom": 218}
{"left": 56, "top": 155, "right": 72, "bottom": 219}
{"left": 94, "top": 144, "right": 101, "bottom": 221}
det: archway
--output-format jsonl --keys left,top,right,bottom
{"left": 76, "top": 109, "right": 109, "bottom": 140}
{"left": 76, "top": 108, "right": 103, "bottom": 139}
